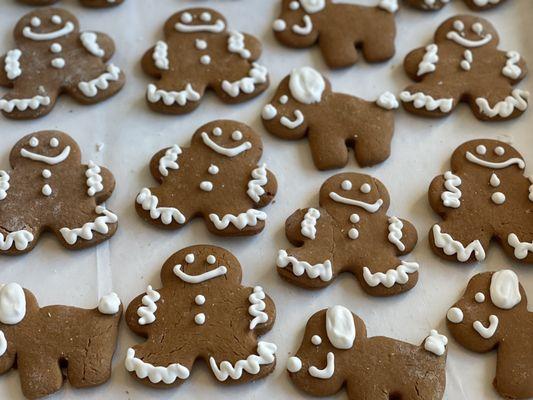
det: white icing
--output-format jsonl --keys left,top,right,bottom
{"left": 447, "top": 307, "right": 464, "bottom": 324}
{"left": 376, "top": 91, "right": 399, "bottom": 110}
{"left": 136, "top": 188, "right": 186, "bottom": 225}
{"left": 378, "top": 0, "right": 399, "bottom": 13}
{"left": 185, "top": 253, "right": 195, "bottom": 263}
{"left": 424, "top": 330, "right": 448, "bottom": 356}
{"left": 125, "top": 348, "right": 190, "bottom": 384}
{"left": 208, "top": 164, "right": 219, "bottom": 175}
{"left": 301, "top": 208, "right": 320, "bottom": 240}
{"left": 311, "top": 335, "right": 322, "bottom": 345}
{"left": 50, "top": 43, "right": 61, "bottom": 53}
{"left": 490, "top": 173, "right": 500, "bottom": 187}
{"left": 20, "top": 146, "right": 70, "bottom": 165}
{"left": 475, "top": 89, "right": 529, "bottom": 118}
{"left": 49, "top": 138, "right": 59, "bottom": 148}
{"left": 441, "top": 171, "right": 462, "bottom": 208}
{"left": 86, "top": 161, "right": 103, "bottom": 196}
{"left": 0, "top": 230, "right": 34, "bottom": 251}
{"left": 400, "top": 91, "right": 453, "bottom": 113}
{"left": 465, "top": 151, "right": 525, "bottom": 169}
{"left": 476, "top": 145, "right": 487, "bottom": 155}
{"left": 0, "top": 171, "right": 10, "bottom": 200}
{"left": 206, "top": 255, "right": 216, "bottom": 265}
{"left": 247, "top": 164, "right": 268, "bottom": 203}
{"left": 326, "top": 305, "right": 355, "bottom": 349}
{"left": 59, "top": 206, "right": 117, "bottom": 245}
{"left": 348, "top": 228, "right": 359, "bottom": 240}
{"left": 340, "top": 180, "right": 352, "bottom": 191}
{"left": 280, "top": 110, "right": 305, "bottom": 129}
{"left": 41, "top": 184, "right": 52, "bottom": 196}
{"left": 208, "top": 209, "right": 267, "bottom": 230}
{"left": 292, "top": 15, "right": 313, "bottom": 36}
{"left": 387, "top": 217, "right": 405, "bottom": 251}
{"left": 195, "top": 39, "right": 207, "bottom": 50}
{"left": 201, "top": 131, "right": 252, "bottom": 157}
{"left": 277, "top": 250, "right": 332, "bottom": 281}
{"left": 249, "top": 286, "right": 268, "bottom": 330}
{"left": 308, "top": 352, "right": 334, "bottom": 379}
{"left": 227, "top": 30, "right": 251, "bottom": 59}
{"left": 29, "top": 137, "right": 39, "bottom": 147}
{"left": 432, "top": 224, "right": 485, "bottom": 261}
{"left": 200, "top": 12, "right": 211, "bottom": 22}
{"left": 152, "top": 41, "right": 169, "bottom": 70}
{"left": 98, "top": 292, "right": 120, "bottom": 314}
{"left": 473, "top": 0, "right": 501, "bottom": 5}
{"left": 51, "top": 15, "right": 62, "bottom": 25}
{"left": 181, "top": 13, "right": 193, "bottom": 23}
{"left": 490, "top": 270, "right": 521, "bottom": 309}
{"left": 508, "top": 233, "right": 533, "bottom": 260}
{"left": 473, "top": 315, "right": 499, "bottom": 339}
{"left": 158, "top": 145, "right": 181, "bottom": 177}
{"left": 362, "top": 261, "right": 419, "bottom": 288}
{"left": 360, "top": 183, "right": 371, "bottom": 193}
{"left": 0, "top": 283, "right": 26, "bottom": 324}
{"left": 273, "top": 19, "right": 287, "bottom": 32}
{"left": 328, "top": 192, "right": 383, "bottom": 213}
{"left": 0, "top": 331, "right": 6, "bottom": 357}
{"left": 287, "top": 356, "right": 302, "bottom": 372}
{"left": 78, "top": 64, "right": 121, "bottom": 97}
{"left": 232, "top": 131, "right": 243, "bottom": 141}
{"left": 30, "top": 17, "right": 41, "bottom": 27}
{"left": 80, "top": 32, "right": 105, "bottom": 58}
{"left": 350, "top": 213, "right": 360, "bottom": 223}
{"left": 447, "top": 30, "right": 492, "bottom": 48}
{"left": 221, "top": 62, "right": 268, "bottom": 98}
{"left": 200, "top": 55, "right": 211, "bottom": 65}
{"left": 23, "top": 21, "right": 74, "bottom": 41}
{"left": 494, "top": 146, "right": 505, "bottom": 156}
{"left": 280, "top": 95, "right": 289, "bottom": 104}
{"left": 147, "top": 83, "right": 201, "bottom": 106}
{"left": 200, "top": 181, "right": 213, "bottom": 192}
{"left": 502, "top": 51, "right": 522, "bottom": 79}
{"left": 175, "top": 19, "right": 225, "bottom": 33}
{"left": 173, "top": 264, "right": 227, "bottom": 283}
{"left": 491, "top": 192, "right": 505, "bottom": 205}
{"left": 195, "top": 294, "right": 205, "bottom": 305}
{"left": 137, "top": 285, "right": 160, "bottom": 325}
{"left": 194, "top": 313, "right": 206, "bottom": 325}
{"left": 5, "top": 49, "right": 22, "bottom": 80}
{"left": 289, "top": 67, "right": 325, "bottom": 104}
{"left": 290, "top": 1, "right": 300, "bottom": 10}
{"left": 417, "top": 44, "right": 438, "bottom": 76}
{"left": 460, "top": 50, "right": 473, "bottom": 71}
{"left": 299, "top": 0, "right": 325, "bottom": 13}
{"left": 475, "top": 292, "right": 485, "bottom": 303}
{"left": 0, "top": 95, "right": 51, "bottom": 113}
{"left": 262, "top": 104, "right": 277, "bottom": 120}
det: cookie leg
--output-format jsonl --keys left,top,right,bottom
{"left": 469, "top": 86, "right": 529, "bottom": 121}
{"left": 145, "top": 78, "right": 206, "bottom": 115}
{"left": 277, "top": 245, "right": 335, "bottom": 289}
{"left": 400, "top": 84, "right": 459, "bottom": 118}
{"left": 499, "top": 228, "right": 533, "bottom": 263}
{"left": 67, "top": 64, "right": 125, "bottom": 105}
{"left": 318, "top": 35, "right": 359, "bottom": 68}
{"left": 429, "top": 221, "right": 491, "bottom": 263}
{"left": 205, "top": 205, "right": 267, "bottom": 237}
{"left": 213, "top": 62, "right": 269, "bottom": 104}
{"left": 352, "top": 116, "right": 393, "bottom": 167}
{"left": 0, "top": 226, "right": 39, "bottom": 256}
{"left": 0, "top": 86, "right": 58, "bottom": 120}
{"left": 17, "top": 353, "right": 63, "bottom": 399}
{"left": 135, "top": 186, "right": 192, "bottom": 230}
{"left": 308, "top": 132, "right": 349, "bottom": 170}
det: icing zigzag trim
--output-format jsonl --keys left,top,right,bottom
{"left": 362, "top": 261, "right": 419, "bottom": 288}
{"left": 277, "top": 250, "right": 332, "bottom": 281}
{"left": 125, "top": 348, "right": 190, "bottom": 384}
{"left": 59, "top": 206, "right": 117, "bottom": 245}
{"left": 432, "top": 224, "right": 485, "bottom": 262}
{"left": 136, "top": 188, "right": 186, "bottom": 225}
{"left": 209, "top": 209, "right": 267, "bottom": 230}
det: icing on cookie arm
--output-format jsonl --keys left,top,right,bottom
{"left": 404, "top": 47, "right": 432, "bottom": 81}
{"left": 500, "top": 50, "right": 527, "bottom": 82}
{"left": 428, "top": 174, "right": 456, "bottom": 215}
{"left": 248, "top": 165, "right": 277, "bottom": 208}
{"left": 84, "top": 163, "right": 115, "bottom": 203}
{"left": 141, "top": 45, "right": 164, "bottom": 78}
{"left": 80, "top": 32, "right": 114, "bottom": 61}
{"left": 247, "top": 286, "right": 275, "bottom": 334}
{"left": 238, "top": 32, "right": 262, "bottom": 61}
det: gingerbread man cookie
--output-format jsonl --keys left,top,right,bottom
{"left": 142, "top": 8, "right": 269, "bottom": 115}
{"left": 272, "top": 0, "right": 397, "bottom": 68}
{"left": 429, "top": 139, "right": 533, "bottom": 264}
{"left": 287, "top": 305, "right": 447, "bottom": 399}
{"left": 135, "top": 120, "right": 277, "bottom": 237}
{"left": 0, "top": 131, "right": 118, "bottom": 255}
{"left": 447, "top": 270, "right": 532, "bottom": 399}
{"left": 0, "top": 8, "right": 125, "bottom": 120}
{"left": 277, "top": 172, "right": 419, "bottom": 296}
{"left": 262, "top": 67, "right": 397, "bottom": 170}
{"left": 401, "top": 15, "right": 529, "bottom": 121}
{"left": 17, "top": 0, "right": 124, "bottom": 7}
{"left": 405, "top": 0, "right": 507, "bottom": 11}
{"left": 125, "top": 245, "right": 277, "bottom": 387}
{"left": 0, "top": 283, "right": 121, "bottom": 399}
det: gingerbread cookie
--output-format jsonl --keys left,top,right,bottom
{"left": 0, "top": 131, "right": 118, "bottom": 255}
{"left": 17, "top": 0, "right": 124, "bottom": 7}
{"left": 405, "top": 0, "right": 507, "bottom": 11}
{"left": 272, "top": 0, "right": 397, "bottom": 68}
{"left": 125, "top": 245, "right": 277, "bottom": 387}
{"left": 401, "top": 15, "right": 529, "bottom": 121}
{"left": 429, "top": 139, "right": 533, "bottom": 264}
{"left": 0, "top": 8, "right": 125, "bottom": 120}
{"left": 142, "top": 8, "right": 269, "bottom": 115}
{"left": 262, "top": 67, "right": 398, "bottom": 170}
{"left": 447, "top": 270, "right": 532, "bottom": 399}
{"left": 287, "top": 305, "right": 447, "bottom": 399}
{"left": 277, "top": 172, "right": 419, "bottom": 296}
{"left": 135, "top": 120, "right": 277, "bottom": 237}
{"left": 0, "top": 283, "right": 121, "bottom": 399}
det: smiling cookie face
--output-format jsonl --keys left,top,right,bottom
{"left": 164, "top": 8, "right": 227, "bottom": 37}
{"left": 273, "top": 0, "right": 321, "bottom": 47}
{"left": 14, "top": 8, "right": 79, "bottom": 45}
{"left": 435, "top": 15, "right": 499, "bottom": 50}
{"left": 451, "top": 139, "right": 524, "bottom": 173}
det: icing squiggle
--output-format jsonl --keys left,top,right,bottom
{"left": 432, "top": 224, "right": 485, "bottom": 262}
{"left": 247, "top": 164, "right": 268, "bottom": 203}
{"left": 378, "top": 0, "right": 399, "bottom": 13}
{"left": 502, "top": 51, "right": 521, "bottom": 79}
{"left": 209, "top": 341, "right": 277, "bottom": 381}
{"left": 387, "top": 216, "right": 405, "bottom": 251}
{"left": 86, "top": 161, "right": 103, "bottom": 196}
{"left": 209, "top": 209, "right": 267, "bottom": 230}
{"left": 277, "top": 250, "right": 332, "bottom": 281}
{"left": 301, "top": 208, "right": 320, "bottom": 240}
{"left": 362, "top": 261, "right": 419, "bottom": 288}
{"left": 0, "top": 94, "right": 51, "bottom": 113}
{"left": 136, "top": 188, "right": 186, "bottom": 225}
{"left": 400, "top": 91, "right": 453, "bottom": 113}
{"left": 221, "top": 63, "right": 268, "bottom": 97}
{"left": 248, "top": 286, "right": 268, "bottom": 330}
{"left": 309, "top": 352, "right": 335, "bottom": 379}
{"left": 475, "top": 89, "right": 529, "bottom": 118}
{"left": 292, "top": 15, "right": 313, "bottom": 35}
{"left": 424, "top": 330, "right": 448, "bottom": 356}
{"left": 507, "top": 233, "right": 532, "bottom": 260}
{"left": 0, "top": 230, "right": 34, "bottom": 251}
{"left": 417, "top": 44, "right": 438, "bottom": 76}
{"left": 376, "top": 91, "right": 399, "bottom": 110}
{"left": 137, "top": 285, "right": 161, "bottom": 325}
{"left": 227, "top": 30, "right": 251, "bottom": 59}
{"left": 5, "top": 49, "right": 22, "bottom": 80}
{"left": 0, "top": 171, "right": 10, "bottom": 200}
{"left": 147, "top": 83, "right": 201, "bottom": 106}
{"left": 280, "top": 110, "right": 304, "bottom": 129}
{"left": 153, "top": 41, "right": 169, "bottom": 70}
{"left": 158, "top": 145, "right": 181, "bottom": 177}
{"left": 78, "top": 64, "right": 121, "bottom": 97}
{"left": 59, "top": 206, "right": 117, "bottom": 245}
{"left": 80, "top": 32, "right": 105, "bottom": 57}
{"left": 441, "top": 171, "right": 462, "bottom": 208}
{"left": 473, "top": 315, "right": 499, "bottom": 339}
{"left": 125, "top": 348, "right": 190, "bottom": 384}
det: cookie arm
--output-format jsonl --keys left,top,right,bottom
{"left": 241, "top": 33, "right": 263, "bottom": 61}
{"left": 403, "top": 47, "right": 428, "bottom": 81}
{"left": 499, "top": 49, "right": 528, "bottom": 83}
{"left": 80, "top": 31, "right": 115, "bottom": 62}
{"left": 0, "top": 332, "right": 16, "bottom": 375}
{"left": 428, "top": 174, "right": 449, "bottom": 216}
{"left": 253, "top": 168, "right": 278, "bottom": 208}
{"left": 394, "top": 218, "right": 418, "bottom": 255}
{"left": 248, "top": 288, "right": 276, "bottom": 336}
{"left": 141, "top": 46, "right": 163, "bottom": 79}
{"left": 96, "top": 165, "right": 116, "bottom": 203}
{"left": 0, "top": 54, "right": 10, "bottom": 87}
{"left": 125, "top": 292, "right": 151, "bottom": 337}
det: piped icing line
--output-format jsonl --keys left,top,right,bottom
{"left": 475, "top": 89, "right": 529, "bottom": 119}
{"left": 362, "top": 261, "right": 419, "bottom": 288}
{"left": 175, "top": 19, "right": 225, "bottom": 33}
{"left": 473, "top": 315, "right": 499, "bottom": 339}
{"left": 201, "top": 132, "right": 252, "bottom": 157}
{"left": 292, "top": 15, "right": 313, "bottom": 35}
{"left": 0, "top": 230, "right": 34, "bottom": 251}
{"left": 387, "top": 216, "right": 405, "bottom": 251}
{"left": 424, "top": 330, "right": 448, "bottom": 356}
{"left": 158, "top": 145, "right": 181, "bottom": 177}
{"left": 417, "top": 44, "right": 438, "bottom": 76}
{"left": 376, "top": 91, "right": 399, "bottom": 110}
{"left": 153, "top": 41, "right": 169, "bottom": 70}
{"left": 247, "top": 164, "right": 268, "bottom": 203}
{"left": 227, "top": 30, "right": 251, "bottom": 59}
{"left": 59, "top": 206, "right": 117, "bottom": 245}
{"left": 441, "top": 171, "right": 462, "bottom": 208}
{"left": 78, "top": 64, "right": 121, "bottom": 98}
{"left": 20, "top": 146, "right": 70, "bottom": 165}
{"left": 80, "top": 32, "right": 105, "bottom": 58}
{"left": 137, "top": 285, "right": 160, "bottom": 325}
{"left": 5, "top": 49, "right": 22, "bottom": 80}
{"left": 248, "top": 286, "right": 268, "bottom": 330}
{"left": 147, "top": 83, "right": 201, "bottom": 106}
{"left": 173, "top": 264, "right": 227, "bottom": 283}
{"left": 277, "top": 250, "right": 333, "bottom": 281}
{"left": 446, "top": 31, "right": 492, "bottom": 48}
{"left": 136, "top": 188, "right": 186, "bottom": 225}
{"left": 125, "top": 347, "right": 190, "bottom": 384}
{"left": 280, "top": 110, "right": 305, "bottom": 129}
{"left": 221, "top": 62, "right": 268, "bottom": 98}
{"left": 507, "top": 233, "right": 533, "bottom": 260}
{"left": 209, "top": 209, "right": 267, "bottom": 230}
{"left": 502, "top": 51, "right": 522, "bottom": 79}
{"left": 0, "top": 94, "right": 51, "bottom": 113}
{"left": 432, "top": 224, "right": 485, "bottom": 262}
{"left": 308, "top": 352, "right": 335, "bottom": 379}
{"left": 86, "top": 161, "right": 103, "bottom": 196}
{"left": 0, "top": 331, "right": 7, "bottom": 357}
{"left": 301, "top": 208, "right": 320, "bottom": 240}
{"left": 328, "top": 192, "right": 383, "bottom": 213}
{"left": 465, "top": 151, "right": 525, "bottom": 169}
{"left": 209, "top": 341, "right": 277, "bottom": 381}
{"left": 23, "top": 22, "right": 74, "bottom": 41}
{"left": 0, "top": 171, "right": 10, "bottom": 200}
{"left": 400, "top": 91, "right": 454, "bottom": 113}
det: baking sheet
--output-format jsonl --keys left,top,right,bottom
{"left": 0, "top": 0, "right": 532, "bottom": 398}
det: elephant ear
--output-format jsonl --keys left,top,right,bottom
{"left": 0, "top": 283, "right": 26, "bottom": 325}
{"left": 490, "top": 270, "right": 522, "bottom": 310}
{"left": 326, "top": 305, "right": 356, "bottom": 349}
{"left": 299, "top": 0, "right": 326, "bottom": 14}
{"left": 289, "top": 66, "right": 325, "bottom": 105}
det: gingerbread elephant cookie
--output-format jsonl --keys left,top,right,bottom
{"left": 287, "top": 305, "right": 447, "bottom": 399}
{"left": 272, "top": 0, "right": 397, "bottom": 68}
{"left": 142, "top": 8, "right": 269, "bottom": 115}
{"left": 0, "top": 283, "right": 121, "bottom": 399}
{"left": 262, "top": 67, "right": 397, "bottom": 170}
{"left": 135, "top": 120, "right": 277, "bottom": 237}
{"left": 447, "top": 270, "right": 533, "bottom": 399}
{"left": 401, "top": 15, "right": 529, "bottom": 121}
{"left": 0, "top": 131, "right": 118, "bottom": 255}
{"left": 0, "top": 8, "right": 125, "bottom": 120}
{"left": 429, "top": 139, "right": 533, "bottom": 264}
{"left": 17, "top": 0, "right": 124, "bottom": 7}
{"left": 405, "top": 0, "right": 508, "bottom": 11}
{"left": 277, "top": 172, "right": 419, "bottom": 296}
{"left": 125, "top": 245, "right": 277, "bottom": 387}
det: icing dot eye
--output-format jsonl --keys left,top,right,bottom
{"left": 350, "top": 213, "right": 360, "bottom": 224}
{"left": 475, "top": 145, "right": 487, "bottom": 155}
{"left": 290, "top": 1, "right": 300, "bottom": 10}
{"left": 360, "top": 183, "right": 371, "bottom": 193}
{"left": 50, "top": 43, "right": 62, "bottom": 53}
{"left": 185, "top": 253, "right": 195, "bottom": 263}
{"left": 453, "top": 20, "right": 464, "bottom": 32}
{"left": 180, "top": 12, "right": 193, "bottom": 23}
{"left": 51, "top": 15, "right": 62, "bottom": 25}
{"left": 206, "top": 255, "right": 216, "bottom": 265}
{"left": 279, "top": 95, "right": 288, "bottom": 105}
{"left": 311, "top": 335, "right": 322, "bottom": 345}
{"left": 494, "top": 146, "right": 505, "bottom": 156}
{"left": 472, "top": 22, "right": 483, "bottom": 35}
{"left": 200, "top": 12, "right": 212, "bottom": 22}
{"left": 49, "top": 138, "right": 59, "bottom": 148}
{"left": 29, "top": 137, "right": 39, "bottom": 147}
{"left": 273, "top": 19, "right": 287, "bottom": 32}
{"left": 208, "top": 164, "right": 219, "bottom": 175}
{"left": 30, "top": 17, "right": 41, "bottom": 27}
{"left": 475, "top": 292, "right": 485, "bottom": 303}
{"left": 231, "top": 131, "right": 243, "bottom": 141}
{"left": 341, "top": 180, "right": 352, "bottom": 191}
{"left": 213, "top": 127, "right": 222, "bottom": 137}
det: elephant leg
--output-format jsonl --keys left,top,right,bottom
{"left": 17, "top": 353, "right": 63, "bottom": 399}
{"left": 308, "top": 130, "right": 349, "bottom": 170}
{"left": 318, "top": 34, "right": 359, "bottom": 68}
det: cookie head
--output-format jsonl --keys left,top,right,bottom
{"left": 164, "top": 8, "right": 227, "bottom": 37}
{"left": 14, "top": 9, "right": 79, "bottom": 45}
{"left": 272, "top": 0, "right": 321, "bottom": 46}
{"left": 435, "top": 15, "right": 499, "bottom": 50}
{"left": 450, "top": 139, "right": 525, "bottom": 172}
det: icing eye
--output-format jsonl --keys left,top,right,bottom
{"left": 30, "top": 17, "right": 41, "bottom": 27}
{"left": 212, "top": 127, "right": 222, "bottom": 137}
{"left": 29, "top": 137, "right": 39, "bottom": 147}
{"left": 206, "top": 255, "right": 216, "bottom": 265}
{"left": 231, "top": 131, "right": 243, "bottom": 141}
{"left": 200, "top": 12, "right": 212, "bottom": 22}
{"left": 350, "top": 213, "right": 360, "bottom": 223}
{"left": 185, "top": 253, "right": 195, "bottom": 263}
{"left": 180, "top": 12, "right": 193, "bottom": 24}
{"left": 472, "top": 22, "right": 483, "bottom": 35}
{"left": 279, "top": 95, "right": 288, "bottom": 105}
{"left": 494, "top": 146, "right": 505, "bottom": 156}
{"left": 49, "top": 138, "right": 59, "bottom": 148}
{"left": 360, "top": 183, "right": 371, "bottom": 193}
{"left": 475, "top": 145, "right": 487, "bottom": 155}
{"left": 50, "top": 43, "right": 62, "bottom": 53}
{"left": 290, "top": 1, "right": 300, "bottom": 10}
{"left": 51, "top": 15, "right": 62, "bottom": 25}
{"left": 453, "top": 20, "right": 464, "bottom": 32}
{"left": 273, "top": 19, "right": 287, "bottom": 32}
{"left": 341, "top": 180, "right": 352, "bottom": 191}
{"left": 311, "top": 335, "right": 322, "bottom": 345}
{"left": 475, "top": 292, "right": 485, "bottom": 303}
{"left": 208, "top": 164, "right": 219, "bottom": 175}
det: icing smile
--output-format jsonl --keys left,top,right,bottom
{"left": 23, "top": 22, "right": 75, "bottom": 41}
{"left": 465, "top": 151, "right": 525, "bottom": 169}
{"left": 446, "top": 31, "right": 492, "bottom": 48}
{"left": 281, "top": 110, "right": 304, "bottom": 129}
{"left": 175, "top": 19, "right": 225, "bottom": 33}
{"left": 329, "top": 192, "right": 384, "bottom": 213}
{"left": 292, "top": 15, "right": 313, "bottom": 35}
{"left": 473, "top": 315, "right": 499, "bottom": 339}
{"left": 20, "top": 146, "right": 71, "bottom": 165}
{"left": 173, "top": 264, "right": 227, "bottom": 283}
{"left": 308, "top": 352, "right": 335, "bottom": 379}
{"left": 201, "top": 132, "right": 252, "bottom": 157}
